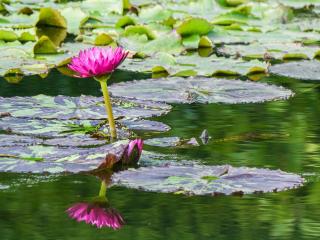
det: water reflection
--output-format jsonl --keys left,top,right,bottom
{"left": 66, "top": 172, "right": 124, "bottom": 230}
{"left": 36, "top": 27, "right": 67, "bottom": 46}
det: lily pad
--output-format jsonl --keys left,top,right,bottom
{"left": 0, "top": 95, "right": 171, "bottom": 119}
{"left": 218, "top": 42, "right": 320, "bottom": 60}
{"left": 112, "top": 164, "right": 304, "bottom": 195}
{"left": 109, "top": 77, "right": 294, "bottom": 104}
{"left": 0, "top": 134, "right": 43, "bottom": 147}
{"left": 0, "top": 117, "right": 169, "bottom": 143}
{"left": 119, "top": 119, "right": 170, "bottom": 132}
{"left": 144, "top": 137, "right": 199, "bottom": 148}
{"left": 121, "top": 53, "right": 268, "bottom": 77}
{"left": 0, "top": 140, "right": 130, "bottom": 173}
{"left": 270, "top": 60, "right": 320, "bottom": 81}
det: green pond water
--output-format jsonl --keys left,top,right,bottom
{"left": 1, "top": 71, "right": 320, "bottom": 240}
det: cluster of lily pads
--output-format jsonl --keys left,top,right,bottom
{"left": 0, "top": 0, "right": 314, "bottom": 228}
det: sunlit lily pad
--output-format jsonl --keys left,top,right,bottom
{"left": 270, "top": 60, "right": 320, "bottom": 81}
{"left": 0, "top": 134, "right": 43, "bottom": 147}
{"left": 109, "top": 77, "right": 294, "bottom": 104}
{"left": 0, "top": 95, "right": 171, "bottom": 119}
{"left": 121, "top": 53, "right": 268, "bottom": 77}
{"left": 112, "top": 164, "right": 304, "bottom": 195}
{"left": 0, "top": 117, "right": 169, "bottom": 137}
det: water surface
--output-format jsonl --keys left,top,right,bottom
{"left": 1, "top": 71, "right": 320, "bottom": 240}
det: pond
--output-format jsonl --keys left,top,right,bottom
{"left": 1, "top": 0, "right": 320, "bottom": 239}
{"left": 1, "top": 70, "right": 320, "bottom": 240}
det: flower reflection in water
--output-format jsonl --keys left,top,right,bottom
{"left": 67, "top": 178, "right": 124, "bottom": 229}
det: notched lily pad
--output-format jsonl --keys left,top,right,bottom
{"left": 112, "top": 164, "right": 304, "bottom": 195}
{"left": 110, "top": 77, "right": 294, "bottom": 104}
{"left": 270, "top": 60, "right": 320, "bottom": 81}
{"left": 0, "top": 140, "right": 130, "bottom": 173}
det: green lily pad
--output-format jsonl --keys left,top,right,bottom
{"left": 36, "top": 7, "right": 67, "bottom": 28}
{"left": 118, "top": 32, "right": 183, "bottom": 55}
{"left": 270, "top": 60, "right": 320, "bottom": 81}
{"left": 176, "top": 18, "right": 213, "bottom": 37}
{"left": 33, "top": 35, "right": 58, "bottom": 54}
{"left": 112, "top": 164, "right": 304, "bottom": 195}
{"left": 109, "top": 77, "right": 294, "bottom": 104}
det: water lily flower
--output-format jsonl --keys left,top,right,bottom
{"left": 127, "top": 138, "right": 144, "bottom": 161}
{"left": 122, "top": 138, "right": 144, "bottom": 164}
{"left": 68, "top": 47, "right": 128, "bottom": 139}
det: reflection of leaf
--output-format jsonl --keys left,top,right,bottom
{"left": 33, "top": 36, "right": 58, "bottom": 54}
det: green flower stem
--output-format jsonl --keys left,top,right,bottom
{"left": 99, "top": 181, "right": 107, "bottom": 197}
{"left": 99, "top": 81, "right": 117, "bottom": 139}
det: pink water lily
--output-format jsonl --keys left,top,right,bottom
{"left": 69, "top": 47, "right": 128, "bottom": 78}
{"left": 67, "top": 202, "right": 124, "bottom": 229}
{"left": 68, "top": 46, "right": 128, "bottom": 139}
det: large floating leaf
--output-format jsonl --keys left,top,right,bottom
{"left": 109, "top": 77, "right": 294, "bottom": 104}
{"left": 36, "top": 7, "right": 67, "bottom": 28}
{"left": 0, "top": 140, "right": 129, "bottom": 173}
{"left": 112, "top": 164, "right": 304, "bottom": 195}
{"left": 176, "top": 18, "right": 213, "bottom": 37}
{"left": 270, "top": 60, "right": 320, "bottom": 81}
{"left": 118, "top": 32, "right": 184, "bottom": 55}
{"left": 0, "top": 95, "right": 171, "bottom": 119}
{"left": 121, "top": 53, "right": 268, "bottom": 77}
{"left": 0, "top": 117, "right": 169, "bottom": 140}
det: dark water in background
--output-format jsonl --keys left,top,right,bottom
{"left": 1, "top": 70, "right": 320, "bottom": 240}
